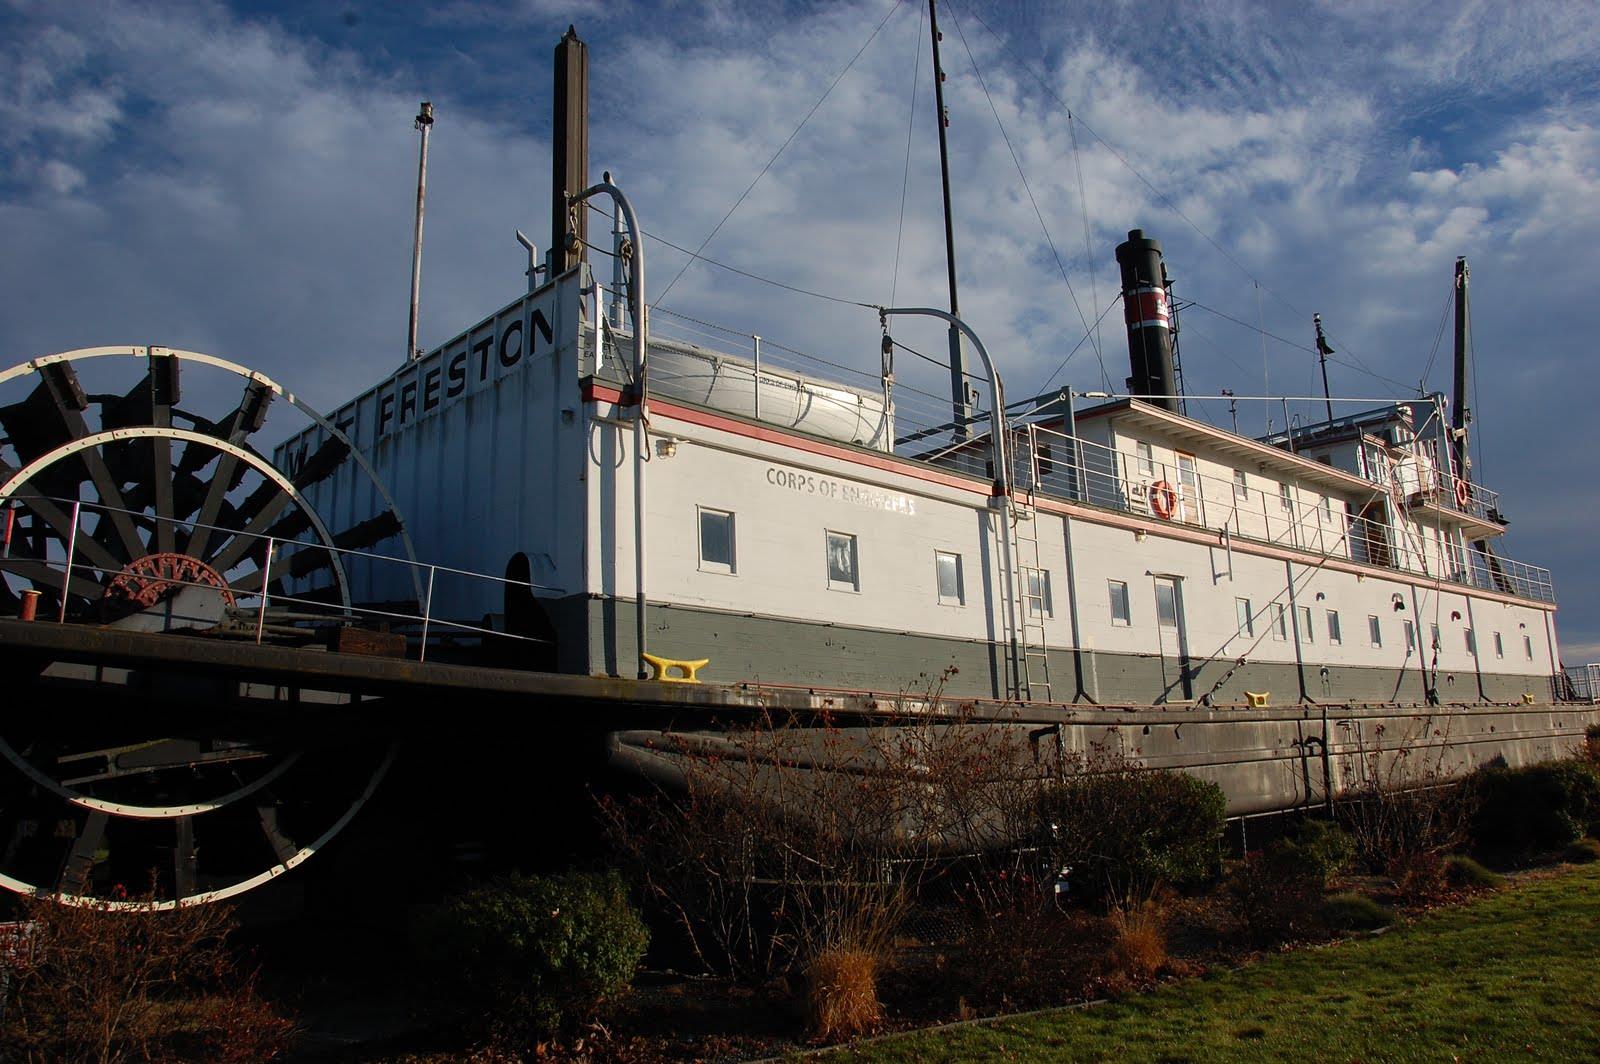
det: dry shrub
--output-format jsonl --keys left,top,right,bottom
{"left": 805, "top": 946, "right": 882, "bottom": 1042}
{"left": 1337, "top": 720, "right": 1474, "bottom": 878}
{"left": 0, "top": 882, "right": 295, "bottom": 1064}
{"left": 1228, "top": 850, "right": 1324, "bottom": 945}
{"left": 1387, "top": 852, "right": 1450, "bottom": 902}
{"left": 1103, "top": 904, "right": 1167, "bottom": 984}
{"left": 602, "top": 676, "right": 1041, "bottom": 989}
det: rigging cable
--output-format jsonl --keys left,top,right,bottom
{"left": 960, "top": 4, "right": 1413, "bottom": 399}
{"left": 891, "top": 3, "right": 926, "bottom": 307}
{"left": 1069, "top": 110, "right": 1111, "bottom": 391}
{"left": 945, "top": 4, "right": 1099, "bottom": 376}
{"left": 652, "top": 0, "right": 907, "bottom": 309}
{"left": 1418, "top": 282, "right": 1454, "bottom": 391}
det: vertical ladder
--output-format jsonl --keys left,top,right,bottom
{"left": 1012, "top": 426, "right": 1054, "bottom": 703}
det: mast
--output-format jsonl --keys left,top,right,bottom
{"left": 927, "top": 0, "right": 974, "bottom": 438}
{"left": 1451, "top": 256, "right": 1471, "bottom": 488}
{"left": 1313, "top": 313, "right": 1334, "bottom": 423}
{"left": 407, "top": 101, "right": 434, "bottom": 362}
{"left": 549, "top": 26, "right": 589, "bottom": 277}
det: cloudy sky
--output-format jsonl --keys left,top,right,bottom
{"left": 3, "top": 0, "right": 1598, "bottom": 659}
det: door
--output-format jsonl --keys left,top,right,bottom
{"left": 1175, "top": 452, "right": 1200, "bottom": 523}
{"left": 1153, "top": 576, "right": 1193, "bottom": 701}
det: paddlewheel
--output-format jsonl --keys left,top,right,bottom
{"left": 0, "top": 346, "right": 415, "bottom": 906}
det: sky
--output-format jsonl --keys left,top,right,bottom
{"left": 3, "top": 0, "right": 1599, "bottom": 659}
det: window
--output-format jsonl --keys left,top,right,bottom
{"left": 935, "top": 551, "right": 964, "bottom": 605}
{"left": 1027, "top": 569, "right": 1054, "bottom": 617}
{"left": 1368, "top": 615, "right": 1383, "bottom": 648}
{"left": 1109, "top": 580, "right": 1131, "bottom": 626}
{"left": 1272, "top": 603, "right": 1287, "bottom": 641}
{"left": 1525, "top": 635, "right": 1535, "bottom": 660}
{"left": 1404, "top": 619, "right": 1416, "bottom": 651}
{"left": 1430, "top": 623, "right": 1441, "bottom": 651}
{"left": 1465, "top": 628, "right": 1476, "bottom": 654}
{"left": 825, "top": 530, "right": 858, "bottom": 591}
{"left": 1493, "top": 632, "right": 1504, "bottom": 659}
{"left": 698, "top": 507, "right": 735, "bottom": 573}
{"left": 1235, "top": 597, "right": 1254, "bottom": 637}
{"left": 1136, "top": 440, "right": 1154, "bottom": 476}
{"left": 1279, "top": 482, "right": 1293, "bottom": 512}
{"left": 1233, "top": 469, "right": 1248, "bottom": 500}
{"left": 1321, "top": 494, "right": 1333, "bottom": 521}
{"left": 1326, "top": 609, "right": 1342, "bottom": 645}
{"left": 1298, "top": 605, "right": 1314, "bottom": 644}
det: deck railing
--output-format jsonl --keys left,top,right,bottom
{"left": 0, "top": 494, "right": 552, "bottom": 658}
{"left": 988, "top": 424, "right": 1555, "bottom": 604}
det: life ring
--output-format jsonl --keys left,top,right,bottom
{"left": 1454, "top": 478, "right": 1470, "bottom": 508}
{"left": 1150, "top": 479, "right": 1177, "bottom": 520}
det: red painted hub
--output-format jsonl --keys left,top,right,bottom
{"left": 105, "top": 553, "right": 237, "bottom": 609}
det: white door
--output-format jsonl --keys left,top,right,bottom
{"left": 1154, "top": 576, "right": 1193, "bottom": 701}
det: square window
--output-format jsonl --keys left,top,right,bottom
{"left": 936, "top": 551, "right": 964, "bottom": 606}
{"left": 1109, "top": 580, "right": 1131, "bottom": 626}
{"left": 1235, "top": 597, "right": 1254, "bottom": 637}
{"left": 1272, "top": 603, "right": 1287, "bottom": 641}
{"left": 1027, "top": 569, "right": 1054, "bottom": 617}
{"left": 1404, "top": 619, "right": 1416, "bottom": 651}
{"left": 698, "top": 507, "right": 735, "bottom": 573}
{"left": 1493, "top": 632, "right": 1504, "bottom": 659}
{"left": 1326, "top": 609, "right": 1342, "bottom": 645}
{"left": 1465, "top": 628, "right": 1476, "bottom": 654}
{"left": 826, "top": 530, "right": 858, "bottom": 591}
{"left": 1137, "top": 441, "right": 1154, "bottom": 476}
{"left": 1299, "top": 605, "right": 1314, "bottom": 644}
{"left": 1368, "top": 615, "right": 1382, "bottom": 648}
{"left": 1525, "top": 635, "right": 1534, "bottom": 661}
{"left": 1233, "top": 469, "right": 1248, "bottom": 500}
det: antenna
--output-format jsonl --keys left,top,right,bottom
{"left": 407, "top": 101, "right": 435, "bottom": 362}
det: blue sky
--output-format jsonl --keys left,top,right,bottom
{"left": 3, "top": 0, "right": 1599, "bottom": 660}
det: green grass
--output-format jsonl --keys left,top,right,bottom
{"left": 828, "top": 864, "right": 1600, "bottom": 1063}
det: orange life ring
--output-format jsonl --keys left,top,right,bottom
{"left": 1454, "top": 478, "right": 1470, "bottom": 508}
{"left": 1150, "top": 479, "right": 1177, "bottom": 520}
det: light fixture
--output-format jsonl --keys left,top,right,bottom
{"left": 1134, "top": 528, "right": 1148, "bottom": 542}
{"left": 656, "top": 437, "right": 682, "bottom": 458}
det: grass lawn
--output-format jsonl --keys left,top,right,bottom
{"left": 829, "top": 863, "right": 1600, "bottom": 1063}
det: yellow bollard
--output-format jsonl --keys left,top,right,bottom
{"left": 1243, "top": 691, "right": 1270, "bottom": 708}
{"left": 641, "top": 653, "right": 710, "bottom": 684}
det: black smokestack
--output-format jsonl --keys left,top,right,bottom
{"left": 1115, "top": 229, "right": 1179, "bottom": 413}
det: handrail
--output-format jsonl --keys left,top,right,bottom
{"left": 0, "top": 493, "right": 553, "bottom": 657}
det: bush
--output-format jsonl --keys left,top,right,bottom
{"left": 1468, "top": 760, "right": 1600, "bottom": 857}
{"left": 1443, "top": 854, "right": 1504, "bottom": 890}
{"left": 1270, "top": 819, "right": 1352, "bottom": 889}
{"left": 413, "top": 870, "right": 649, "bottom": 1044}
{"left": 805, "top": 946, "right": 882, "bottom": 1042}
{"left": 0, "top": 885, "right": 295, "bottom": 1064}
{"left": 1562, "top": 838, "right": 1600, "bottom": 864}
{"left": 1228, "top": 850, "right": 1323, "bottom": 945}
{"left": 1036, "top": 762, "right": 1227, "bottom": 904}
{"left": 1321, "top": 892, "right": 1395, "bottom": 932}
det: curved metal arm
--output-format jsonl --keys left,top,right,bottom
{"left": 879, "top": 307, "right": 1008, "bottom": 496}
{"left": 569, "top": 174, "right": 651, "bottom": 678}
{"left": 571, "top": 173, "right": 645, "bottom": 400}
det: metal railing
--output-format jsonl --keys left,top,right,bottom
{"left": 986, "top": 424, "right": 1554, "bottom": 603}
{"left": 1567, "top": 664, "right": 1600, "bottom": 700}
{"left": 0, "top": 494, "right": 556, "bottom": 659}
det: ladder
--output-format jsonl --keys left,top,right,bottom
{"left": 1011, "top": 425, "right": 1054, "bottom": 703}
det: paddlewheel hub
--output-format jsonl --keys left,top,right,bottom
{"left": 105, "top": 552, "right": 236, "bottom": 609}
